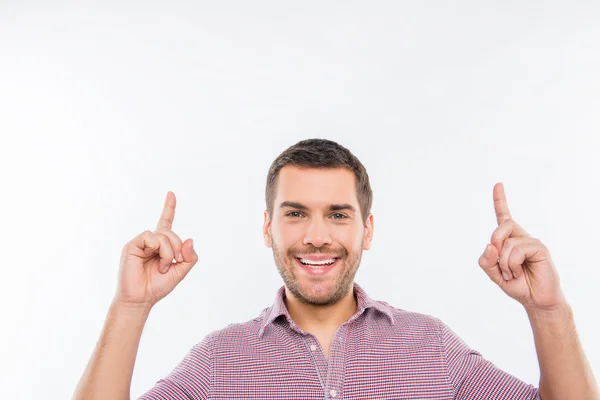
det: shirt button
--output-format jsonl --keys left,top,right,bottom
{"left": 330, "top": 389, "right": 337, "bottom": 397}
{"left": 310, "top": 344, "right": 317, "bottom": 351}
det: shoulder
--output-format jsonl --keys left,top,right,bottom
{"left": 376, "top": 299, "right": 443, "bottom": 330}
{"left": 194, "top": 307, "right": 271, "bottom": 348}
{"left": 366, "top": 299, "right": 446, "bottom": 347}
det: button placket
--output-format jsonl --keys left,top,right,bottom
{"left": 304, "top": 336, "right": 328, "bottom": 394}
{"left": 324, "top": 324, "right": 348, "bottom": 400}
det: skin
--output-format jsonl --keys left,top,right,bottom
{"left": 73, "top": 168, "right": 598, "bottom": 400}
{"left": 478, "top": 183, "right": 598, "bottom": 400}
{"left": 73, "top": 192, "right": 199, "bottom": 399}
{"left": 262, "top": 166, "right": 373, "bottom": 355}
{"left": 478, "top": 183, "right": 565, "bottom": 309}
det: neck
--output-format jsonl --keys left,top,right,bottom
{"left": 284, "top": 285, "right": 358, "bottom": 333}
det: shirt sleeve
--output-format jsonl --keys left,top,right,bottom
{"left": 138, "top": 333, "right": 213, "bottom": 400}
{"left": 438, "top": 319, "right": 540, "bottom": 400}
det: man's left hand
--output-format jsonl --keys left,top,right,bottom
{"left": 478, "top": 183, "right": 566, "bottom": 311}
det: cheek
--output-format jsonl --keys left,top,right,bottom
{"left": 334, "top": 226, "right": 363, "bottom": 248}
{"left": 272, "top": 222, "right": 304, "bottom": 245}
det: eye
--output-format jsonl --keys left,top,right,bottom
{"left": 286, "top": 211, "right": 304, "bottom": 218}
{"left": 331, "top": 213, "right": 347, "bottom": 219}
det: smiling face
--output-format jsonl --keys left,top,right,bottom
{"left": 263, "top": 166, "right": 373, "bottom": 306}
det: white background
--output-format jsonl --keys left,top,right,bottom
{"left": 1, "top": 2, "right": 599, "bottom": 398}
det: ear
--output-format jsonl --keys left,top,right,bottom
{"left": 263, "top": 210, "right": 273, "bottom": 248}
{"left": 362, "top": 213, "right": 374, "bottom": 250}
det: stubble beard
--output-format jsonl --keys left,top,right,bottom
{"left": 271, "top": 239, "right": 362, "bottom": 306}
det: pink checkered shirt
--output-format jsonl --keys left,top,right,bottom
{"left": 140, "top": 283, "right": 540, "bottom": 399}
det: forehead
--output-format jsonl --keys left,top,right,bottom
{"left": 275, "top": 166, "right": 358, "bottom": 207}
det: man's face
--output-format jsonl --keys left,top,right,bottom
{"left": 263, "top": 166, "right": 373, "bottom": 306}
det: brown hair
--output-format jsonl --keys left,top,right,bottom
{"left": 265, "top": 139, "right": 373, "bottom": 224}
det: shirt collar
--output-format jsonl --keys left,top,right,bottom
{"left": 258, "top": 282, "right": 395, "bottom": 338}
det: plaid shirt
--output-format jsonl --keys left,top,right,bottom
{"left": 140, "top": 283, "right": 540, "bottom": 399}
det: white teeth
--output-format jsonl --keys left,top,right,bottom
{"left": 299, "top": 258, "right": 336, "bottom": 266}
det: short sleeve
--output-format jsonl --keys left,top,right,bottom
{"left": 439, "top": 320, "right": 540, "bottom": 400}
{"left": 138, "top": 333, "right": 213, "bottom": 400}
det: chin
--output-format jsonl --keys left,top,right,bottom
{"left": 298, "top": 282, "right": 343, "bottom": 306}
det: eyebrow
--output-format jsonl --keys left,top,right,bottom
{"left": 279, "top": 201, "right": 356, "bottom": 213}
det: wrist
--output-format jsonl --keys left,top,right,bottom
{"left": 522, "top": 288, "right": 568, "bottom": 315}
{"left": 525, "top": 302, "right": 573, "bottom": 325}
{"left": 111, "top": 298, "right": 153, "bottom": 318}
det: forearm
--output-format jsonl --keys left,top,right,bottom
{"left": 73, "top": 301, "right": 152, "bottom": 400}
{"left": 527, "top": 304, "right": 599, "bottom": 400}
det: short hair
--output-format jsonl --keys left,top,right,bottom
{"left": 265, "top": 138, "right": 372, "bottom": 224}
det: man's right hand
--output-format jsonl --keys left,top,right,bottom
{"left": 114, "top": 191, "right": 198, "bottom": 308}
{"left": 73, "top": 192, "right": 197, "bottom": 399}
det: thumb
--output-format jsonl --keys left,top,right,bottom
{"left": 173, "top": 238, "right": 199, "bottom": 279}
{"left": 478, "top": 244, "right": 502, "bottom": 283}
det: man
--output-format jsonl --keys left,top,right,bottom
{"left": 74, "top": 139, "right": 598, "bottom": 399}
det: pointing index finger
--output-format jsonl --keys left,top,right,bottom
{"left": 157, "top": 191, "right": 176, "bottom": 231}
{"left": 493, "top": 182, "right": 512, "bottom": 225}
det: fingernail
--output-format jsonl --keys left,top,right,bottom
{"left": 190, "top": 239, "right": 194, "bottom": 248}
{"left": 502, "top": 272, "right": 510, "bottom": 281}
{"left": 162, "top": 265, "right": 170, "bottom": 273}
{"left": 178, "top": 252, "right": 183, "bottom": 262}
{"left": 483, "top": 245, "right": 490, "bottom": 256}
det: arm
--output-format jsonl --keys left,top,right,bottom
{"left": 139, "top": 334, "right": 213, "bottom": 399}
{"left": 527, "top": 304, "right": 598, "bottom": 400}
{"left": 478, "top": 183, "right": 598, "bottom": 399}
{"left": 73, "top": 192, "right": 198, "bottom": 399}
{"left": 440, "top": 320, "right": 540, "bottom": 399}
{"left": 73, "top": 302, "right": 151, "bottom": 400}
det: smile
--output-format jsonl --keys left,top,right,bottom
{"left": 294, "top": 257, "right": 340, "bottom": 275}
{"left": 298, "top": 257, "right": 337, "bottom": 266}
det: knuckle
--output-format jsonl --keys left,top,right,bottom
{"left": 158, "top": 227, "right": 181, "bottom": 241}
{"left": 124, "top": 240, "right": 141, "bottom": 254}
{"left": 156, "top": 226, "right": 170, "bottom": 235}
{"left": 143, "top": 230, "right": 156, "bottom": 242}
{"left": 515, "top": 243, "right": 526, "bottom": 254}
{"left": 123, "top": 241, "right": 134, "bottom": 252}
{"left": 497, "top": 216, "right": 510, "bottom": 225}
{"left": 171, "top": 231, "right": 182, "bottom": 242}
{"left": 157, "top": 218, "right": 171, "bottom": 227}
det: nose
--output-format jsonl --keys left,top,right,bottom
{"left": 302, "top": 217, "right": 332, "bottom": 247}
